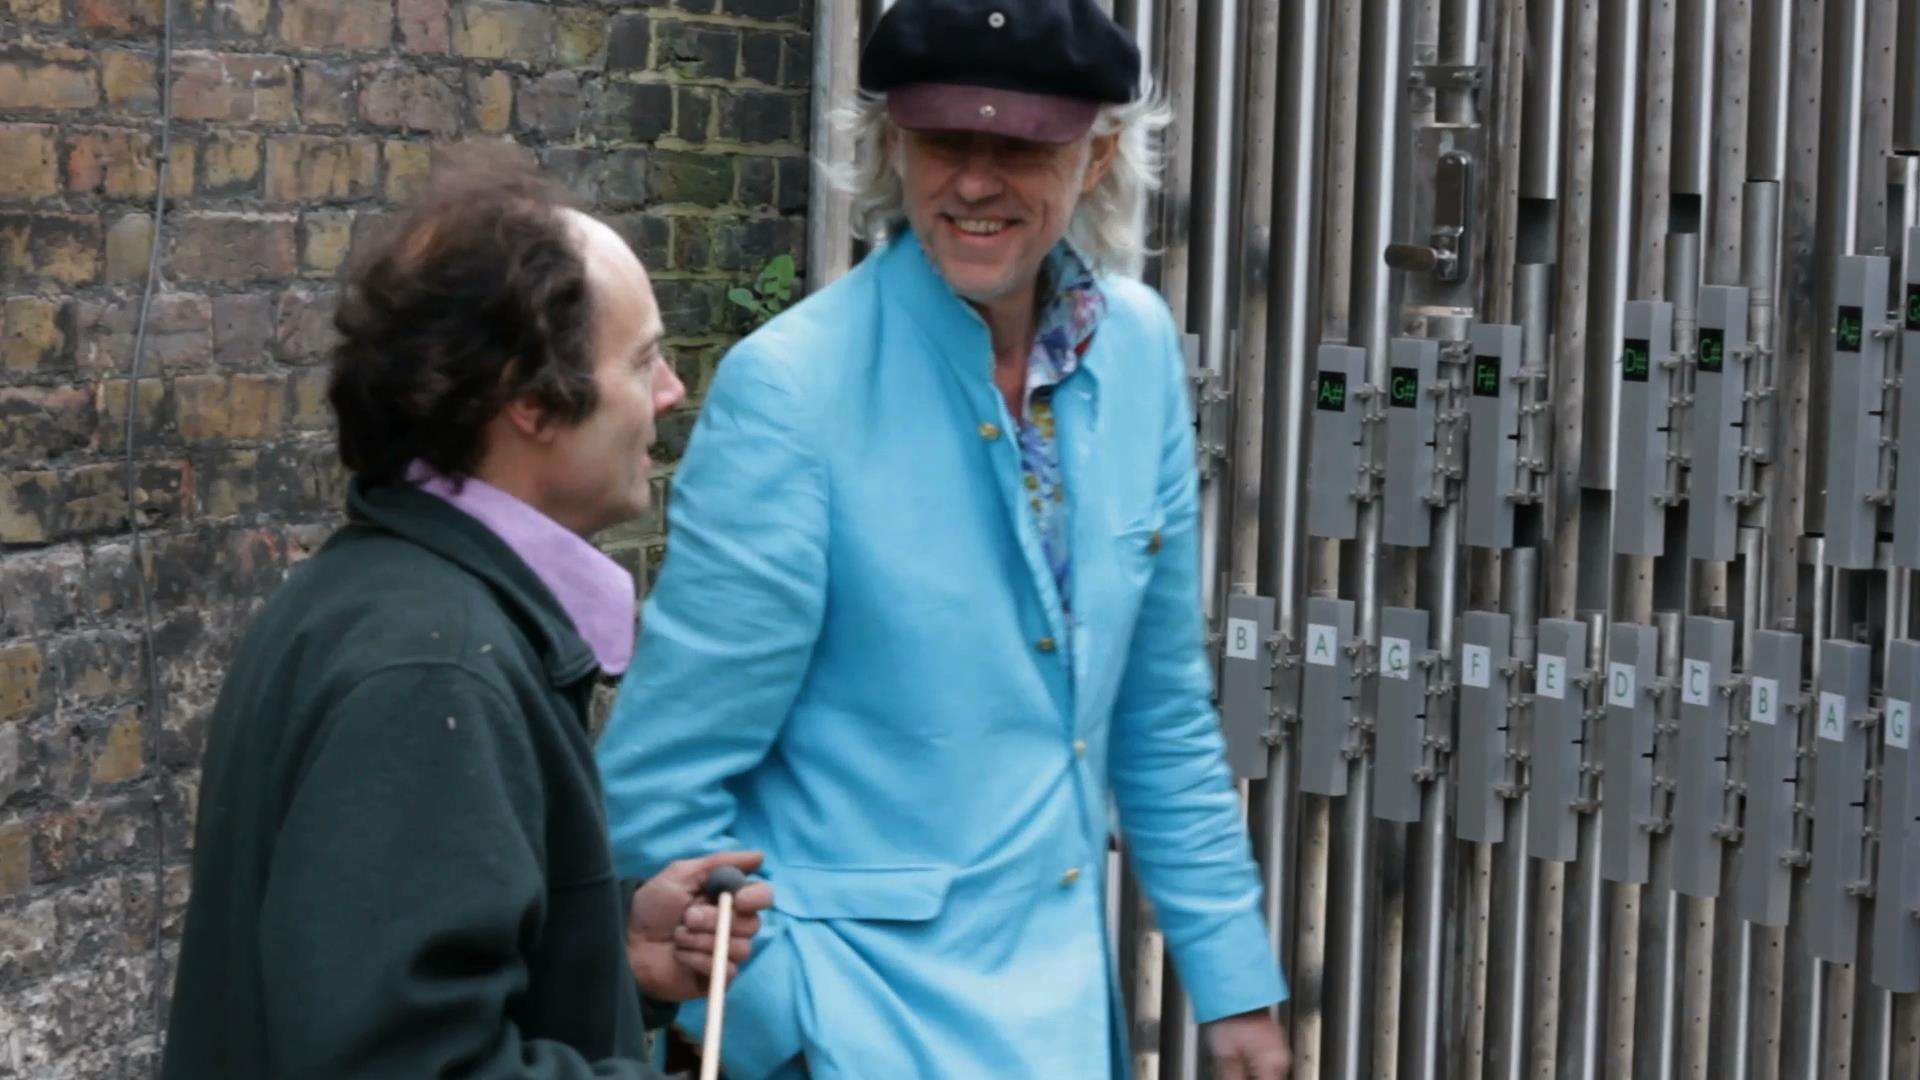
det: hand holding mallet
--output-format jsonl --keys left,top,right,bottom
{"left": 698, "top": 865, "right": 752, "bottom": 1080}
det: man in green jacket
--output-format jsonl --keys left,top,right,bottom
{"left": 162, "top": 153, "right": 769, "bottom": 1078}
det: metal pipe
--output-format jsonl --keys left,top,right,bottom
{"left": 1519, "top": 0, "right": 1567, "bottom": 201}
{"left": 1633, "top": 612, "right": 1685, "bottom": 1080}
{"left": 1580, "top": 0, "right": 1643, "bottom": 491}
{"left": 1486, "top": 547, "right": 1538, "bottom": 1080}
{"left": 1559, "top": 610, "right": 1609, "bottom": 1080}
{"left": 1898, "top": 0, "right": 1920, "bottom": 152}
{"left": 805, "top": 0, "right": 861, "bottom": 291}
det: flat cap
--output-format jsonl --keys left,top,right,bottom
{"left": 861, "top": 0, "right": 1141, "bottom": 142}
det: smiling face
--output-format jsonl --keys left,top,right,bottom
{"left": 893, "top": 126, "right": 1116, "bottom": 305}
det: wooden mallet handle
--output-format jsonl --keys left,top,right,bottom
{"left": 699, "top": 866, "right": 750, "bottom": 1080}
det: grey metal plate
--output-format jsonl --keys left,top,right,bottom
{"left": 1375, "top": 606, "right": 1432, "bottom": 823}
{"left": 1895, "top": 232, "right": 1920, "bottom": 568}
{"left": 1733, "top": 630, "right": 1804, "bottom": 927}
{"left": 1602, "top": 622, "right": 1659, "bottom": 884}
{"left": 1465, "top": 324, "right": 1522, "bottom": 550}
{"left": 1456, "top": 611, "right": 1514, "bottom": 843}
{"left": 1300, "top": 597, "right": 1356, "bottom": 796}
{"left": 1672, "top": 616, "right": 1735, "bottom": 897}
{"left": 1219, "top": 594, "right": 1275, "bottom": 780}
{"left": 1869, "top": 640, "right": 1920, "bottom": 992}
{"left": 1688, "top": 287, "right": 1749, "bottom": 563}
{"left": 1823, "top": 256, "right": 1892, "bottom": 570}
{"left": 1528, "top": 618, "right": 1589, "bottom": 862}
{"left": 1614, "top": 301, "right": 1675, "bottom": 556}
{"left": 1383, "top": 339, "right": 1441, "bottom": 548}
{"left": 1307, "top": 344, "right": 1367, "bottom": 540}
{"left": 1808, "top": 640, "right": 1871, "bottom": 963}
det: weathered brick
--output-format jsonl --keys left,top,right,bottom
{"left": 720, "top": 89, "right": 799, "bottom": 144}
{"left": 274, "top": 287, "right": 339, "bottom": 363}
{"left": 300, "top": 211, "right": 353, "bottom": 276}
{"left": 213, "top": 0, "right": 272, "bottom": 36}
{"left": 453, "top": 0, "right": 556, "bottom": 62}
{"left": 5, "top": 0, "right": 62, "bottom": 23}
{"left": 656, "top": 20, "right": 738, "bottom": 80}
{"left": 382, "top": 139, "right": 432, "bottom": 202}
{"left": 288, "top": 366, "right": 330, "bottom": 429}
{"left": 1, "top": 297, "right": 68, "bottom": 373}
{"left": 0, "top": 897, "right": 58, "bottom": 984}
{"left": 91, "top": 716, "right": 144, "bottom": 784}
{"left": 265, "top": 135, "right": 380, "bottom": 202}
{"left": 212, "top": 293, "right": 274, "bottom": 367}
{"left": 670, "top": 216, "right": 711, "bottom": 270}
{"left": 722, "top": 0, "right": 805, "bottom": 19}
{"left": 0, "top": 214, "right": 103, "bottom": 288}
{"left": 651, "top": 277, "right": 723, "bottom": 336}
{"left": 0, "top": 547, "right": 85, "bottom": 639}
{"left": 0, "top": 47, "right": 101, "bottom": 111}
{"left": 278, "top": 0, "right": 393, "bottom": 50}
{"left": 648, "top": 150, "right": 733, "bottom": 206}
{"left": 515, "top": 71, "right": 583, "bottom": 138}
{"left": 0, "top": 124, "right": 59, "bottom": 198}
{"left": 99, "top": 50, "right": 158, "bottom": 112}
{"left": 607, "top": 14, "right": 653, "bottom": 71}
{"left": 200, "top": 130, "right": 263, "bottom": 194}
{"left": 589, "top": 81, "right": 673, "bottom": 142}
{"left": 0, "top": 385, "right": 96, "bottom": 463}
{"left": 778, "top": 32, "right": 810, "bottom": 89}
{"left": 298, "top": 60, "right": 359, "bottom": 126}
{"left": 397, "top": 0, "right": 451, "bottom": 53}
{"left": 175, "top": 372, "right": 287, "bottom": 441}
{"left": 555, "top": 8, "right": 608, "bottom": 67}
{"left": 30, "top": 795, "right": 150, "bottom": 883}
{"left": 66, "top": 128, "right": 194, "bottom": 200}
{"left": 0, "top": 643, "right": 46, "bottom": 720}
{"left": 168, "top": 213, "right": 298, "bottom": 283}
{"left": 358, "top": 65, "right": 461, "bottom": 135}
{"left": 103, "top": 213, "right": 154, "bottom": 284}
{"left": 172, "top": 52, "right": 296, "bottom": 124}
{"left": 676, "top": 86, "right": 715, "bottom": 141}
{"left": 468, "top": 71, "right": 513, "bottom": 134}
{"left": 0, "top": 823, "right": 33, "bottom": 896}
{"left": 740, "top": 30, "right": 781, "bottom": 84}
{"left": 93, "top": 376, "right": 173, "bottom": 453}
{"left": 776, "top": 154, "right": 808, "bottom": 213}
{"left": 76, "top": 0, "right": 166, "bottom": 35}
{"left": 61, "top": 461, "right": 186, "bottom": 537}
{"left": 73, "top": 292, "right": 211, "bottom": 375}
{"left": 735, "top": 154, "right": 776, "bottom": 206}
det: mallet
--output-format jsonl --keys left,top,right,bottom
{"left": 698, "top": 865, "right": 751, "bottom": 1080}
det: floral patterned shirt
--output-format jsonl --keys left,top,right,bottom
{"left": 1016, "top": 244, "right": 1106, "bottom": 615}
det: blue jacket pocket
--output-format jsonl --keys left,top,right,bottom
{"left": 773, "top": 865, "right": 956, "bottom": 922}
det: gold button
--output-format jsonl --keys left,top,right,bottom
{"left": 979, "top": 422, "right": 1001, "bottom": 441}
{"left": 1060, "top": 867, "right": 1081, "bottom": 887}
{"left": 1073, "top": 739, "right": 1087, "bottom": 756}
{"left": 1147, "top": 530, "right": 1163, "bottom": 554}
{"left": 1037, "top": 636, "right": 1057, "bottom": 653}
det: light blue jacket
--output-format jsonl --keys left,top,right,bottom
{"left": 599, "top": 231, "right": 1286, "bottom": 1079}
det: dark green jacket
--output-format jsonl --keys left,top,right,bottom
{"left": 163, "top": 481, "right": 666, "bottom": 1079}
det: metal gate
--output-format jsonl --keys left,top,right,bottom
{"left": 806, "top": 1, "right": 1920, "bottom": 1076}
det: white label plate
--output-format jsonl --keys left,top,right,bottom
{"left": 1819, "top": 691, "right": 1848, "bottom": 742}
{"left": 1381, "top": 636, "right": 1412, "bottom": 681}
{"left": 1888, "top": 698, "right": 1911, "bottom": 750}
{"left": 1536, "top": 655, "right": 1567, "bottom": 701}
{"left": 1225, "top": 618, "right": 1259, "bottom": 661}
{"left": 1682, "top": 659, "right": 1712, "bottom": 707}
{"left": 1462, "top": 644, "right": 1493, "bottom": 689}
{"left": 1750, "top": 676, "right": 1780, "bottom": 726}
{"left": 1608, "top": 662, "right": 1637, "bottom": 707}
{"left": 1305, "top": 623, "right": 1338, "bottom": 668}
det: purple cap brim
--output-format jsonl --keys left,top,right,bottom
{"left": 888, "top": 82, "right": 1100, "bottom": 144}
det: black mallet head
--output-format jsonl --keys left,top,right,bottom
{"left": 703, "top": 865, "right": 750, "bottom": 901}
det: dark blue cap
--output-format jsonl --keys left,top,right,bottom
{"left": 860, "top": 0, "right": 1142, "bottom": 105}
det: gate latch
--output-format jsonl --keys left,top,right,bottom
{"left": 1384, "top": 151, "right": 1472, "bottom": 284}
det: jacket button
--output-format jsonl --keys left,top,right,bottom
{"left": 1060, "top": 867, "right": 1081, "bottom": 887}
{"left": 1073, "top": 739, "right": 1088, "bottom": 757}
{"left": 1148, "top": 530, "right": 1164, "bottom": 554}
{"left": 979, "top": 422, "right": 1002, "bottom": 441}
{"left": 1036, "top": 636, "right": 1057, "bottom": 653}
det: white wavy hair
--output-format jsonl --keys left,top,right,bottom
{"left": 828, "top": 85, "right": 1172, "bottom": 277}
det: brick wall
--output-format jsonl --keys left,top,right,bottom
{"left": 0, "top": 0, "right": 810, "bottom": 1071}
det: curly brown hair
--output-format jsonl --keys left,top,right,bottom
{"left": 328, "top": 148, "right": 602, "bottom": 486}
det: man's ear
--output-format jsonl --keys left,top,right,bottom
{"left": 1083, "top": 132, "right": 1120, "bottom": 194}
{"left": 501, "top": 393, "right": 558, "bottom": 443}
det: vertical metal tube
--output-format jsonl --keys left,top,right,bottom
{"left": 1487, "top": 547, "right": 1539, "bottom": 1080}
{"left": 1580, "top": 0, "right": 1643, "bottom": 491}
{"left": 1189, "top": 0, "right": 1240, "bottom": 620}
{"left": 1632, "top": 613, "right": 1685, "bottom": 1080}
{"left": 805, "top": 0, "right": 861, "bottom": 290}
{"left": 1519, "top": 0, "right": 1567, "bottom": 201}
{"left": 1560, "top": 611, "right": 1608, "bottom": 1080}
{"left": 1898, "top": 0, "right": 1920, "bottom": 152}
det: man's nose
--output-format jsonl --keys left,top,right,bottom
{"left": 655, "top": 359, "right": 688, "bottom": 413}
{"left": 952, "top": 149, "right": 1004, "bottom": 204}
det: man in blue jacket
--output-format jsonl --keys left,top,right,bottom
{"left": 599, "top": 1, "right": 1291, "bottom": 1076}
